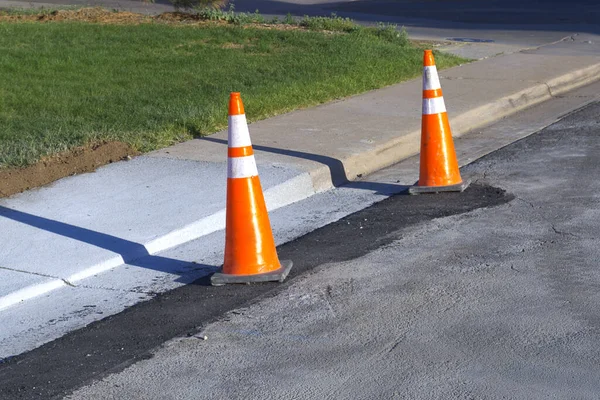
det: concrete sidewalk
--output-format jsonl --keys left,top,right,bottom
{"left": 1, "top": 35, "right": 599, "bottom": 357}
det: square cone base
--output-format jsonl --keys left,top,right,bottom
{"left": 408, "top": 180, "right": 470, "bottom": 195}
{"left": 211, "top": 260, "right": 293, "bottom": 286}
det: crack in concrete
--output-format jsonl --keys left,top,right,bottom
{"left": 472, "top": 160, "right": 500, "bottom": 185}
{"left": 514, "top": 197, "right": 536, "bottom": 208}
{"left": 551, "top": 225, "right": 581, "bottom": 239}
{"left": 75, "top": 284, "right": 158, "bottom": 296}
{"left": 320, "top": 289, "right": 337, "bottom": 318}
{"left": 0, "top": 265, "right": 60, "bottom": 281}
{"left": 0, "top": 264, "right": 158, "bottom": 294}
{"left": 514, "top": 198, "right": 582, "bottom": 239}
{"left": 0, "top": 266, "right": 78, "bottom": 288}
{"left": 544, "top": 82, "right": 556, "bottom": 98}
{"left": 387, "top": 337, "right": 406, "bottom": 354}
{"left": 481, "top": 164, "right": 494, "bottom": 182}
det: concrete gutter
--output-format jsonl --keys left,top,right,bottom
{"left": 1, "top": 43, "right": 599, "bottom": 312}
{"left": 340, "top": 60, "right": 600, "bottom": 191}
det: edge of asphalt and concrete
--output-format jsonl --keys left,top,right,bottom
{"left": 1, "top": 43, "right": 599, "bottom": 315}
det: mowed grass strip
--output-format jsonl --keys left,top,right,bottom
{"left": 0, "top": 20, "right": 465, "bottom": 168}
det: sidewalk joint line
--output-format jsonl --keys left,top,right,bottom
{"left": 544, "top": 82, "right": 556, "bottom": 98}
{"left": 0, "top": 265, "right": 61, "bottom": 280}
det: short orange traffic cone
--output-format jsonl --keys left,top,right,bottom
{"left": 211, "top": 93, "right": 293, "bottom": 286}
{"left": 409, "top": 50, "right": 470, "bottom": 195}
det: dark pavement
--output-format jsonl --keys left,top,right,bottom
{"left": 2, "top": 95, "right": 599, "bottom": 398}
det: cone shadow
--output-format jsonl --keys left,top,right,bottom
{"left": 200, "top": 137, "right": 408, "bottom": 195}
{"left": 0, "top": 206, "right": 217, "bottom": 284}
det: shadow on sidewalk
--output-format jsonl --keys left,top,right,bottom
{"left": 200, "top": 137, "right": 410, "bottom": 195}
{"left": 0, "top": 206, "right": 217, "bottom": 285}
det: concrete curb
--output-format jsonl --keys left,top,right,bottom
{"left": 0, "top": 173, "right": 317, "bottom": 311}
{"left": 1, "top": 61, "right": 599, "bottom": 313}
{"left": 310, "top": 62, "right": 600, "bottom": 191}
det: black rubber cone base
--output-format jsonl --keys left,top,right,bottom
{"left": 211, "top": 260, "right": 293, "bottom": 286}
{"left": 408, "top": 180, "right": 470, "bottom": 195}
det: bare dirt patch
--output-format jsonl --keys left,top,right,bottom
{"left": 220, "top": 42, "right": 245, "bottom": 49}
{"left": 0, "top": 8, "right": 150, "bottom": 24}
{"left": 0, "top": 7, "right": 308, "bottom": 31}
{"left": 0, "top": 142, "right": 137, "bottom": 198}
{"left": 0, "top": 8, "right": 223, "bottom": 25}
{"left": 411, "top": 39, "right": 454, "bottom": 48}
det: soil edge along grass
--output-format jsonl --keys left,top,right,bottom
{"left": 0, "top": 7, "right": 467, "bottom": 197}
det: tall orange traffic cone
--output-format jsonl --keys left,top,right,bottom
{"left": 409, "top": 50, "right": 470, "bottom": 195}
{"left": 211, "top": 93, "right": 293, "bottom": 286}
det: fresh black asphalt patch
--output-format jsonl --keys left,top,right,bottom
{"left": 0, "top": 182, "right": 511, "bottom": 399}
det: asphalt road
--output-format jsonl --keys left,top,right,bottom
{"left": 231, "top": 0, "right": 600, "bottom": 30}
{"left": 62, "top": 101, "right": 600, "bottom": 399}
{"left": 228, "top": 0, "right": 600, "bottom": 59}
{"left": 0, "top": 94, "right": 598, "bottom": 398}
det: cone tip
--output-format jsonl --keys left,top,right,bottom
{"left": 229, "top": 92, "right": 245, "bottom": 116}
{"left": 423, "top": 49, "right": 435, "bottom": 66}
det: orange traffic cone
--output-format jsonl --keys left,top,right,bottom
{"left": 211, "top": 92, "right": 293, "bottom": 286}
{"left": 409, "top": 50, "right": 470, "bottom": 195}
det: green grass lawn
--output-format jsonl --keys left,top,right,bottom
{"left": 0, "top": 18, "right": 465, "bottom": 168}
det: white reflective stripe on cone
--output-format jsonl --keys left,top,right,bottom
{"left": 422, "top": 97, "right": 447, "bottom": 115}
{"left": 228, "top": 115, "right": 252, "bottom": 148}
{"left": 423, "top": 66, "right": 442, "bottom": 90}
{"left": 228, "top": 155, "right": 259, "bottom": 179}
